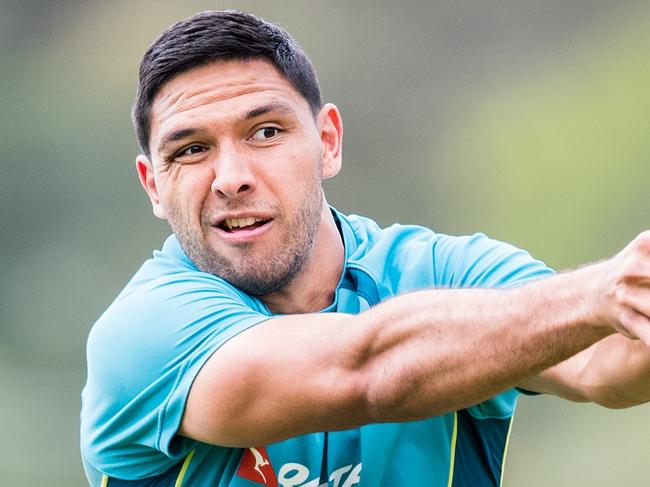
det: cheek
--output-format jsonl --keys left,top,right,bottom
{"left": 161, "top": 168, "right": 213, "bottom": 218}
{"left": 266, "top": 154, "right": 311, "bottom": 194}
{"left": 282, "top": 143, "right": 323, "bottom": 178}
{"left": 273, "top": 156, "right": 322, "bottom": 208}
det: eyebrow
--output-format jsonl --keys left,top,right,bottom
{"left": 157, "top": 128, "right": 200, "bottom": 153}
{"left": 244, "top": 102, "right": 296, "bottom": 120}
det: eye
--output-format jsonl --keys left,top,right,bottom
{"left": 178, "top": 145, "right": 206, "bottom": 157}
{"left": 163, "top": 144, "right": 208, "bottom": 166}
{"left": 250, "top": 127, "right": 281, "bottom": 141}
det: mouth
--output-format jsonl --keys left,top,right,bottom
{"left": 217, "top": 216, "right": 271, "bottom": 233}
{"left": 210, "top": 213, "right": 275, "bottom": 243}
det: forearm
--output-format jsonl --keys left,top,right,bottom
{"left": 355, "top": 264, "right": 614, "bottom": 421}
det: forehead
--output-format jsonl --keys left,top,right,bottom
{"left": 149, "top": 59, "right": 310, "bottom": 150}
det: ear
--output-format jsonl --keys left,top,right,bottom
{"left": 136, "top": 155, "right": 167, "bottom": 220}
{"left": 316, "top": 103, "right": 343, "bottom": 179}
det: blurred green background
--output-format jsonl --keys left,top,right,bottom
{"left": 1, "top": 1, "right": 649, "bottom": 485}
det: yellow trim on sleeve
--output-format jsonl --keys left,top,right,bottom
{"left": 174, "top": 448, "right": 197, "bottom": 487}
{"left": 499, "top": 416, "right": 516, "bottom": 487}
{"left": 447, "top": 412, "right": 458, "bottom": 487}
{"left": 100, "top": 474, "right": 109, "bottom": 487}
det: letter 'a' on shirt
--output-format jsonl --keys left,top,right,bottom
{"left": 81, "top": 207, "right": 553, "bottom": 486}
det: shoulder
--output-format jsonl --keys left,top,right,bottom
{"left": 88, "top": 235, "right": 267, "bottom": 360}
{"left": 81, "top": 235, "right": 270, "bottom": 476}
{"left": 337, "top": 211, "right": 553, "bottom": 290}
{"left": 86, "top": 235, "right": 271, "bottom": 392}
{"left": 431, "top": 232, "right": 554, "bottom": 288}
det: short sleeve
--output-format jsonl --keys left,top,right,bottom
{"left": 432, "top": 232, "right": 555, "bottom": 289}
{"left": 81, "top": 267, "right": 270, "bottom": 479}
{"left": 343, "top": 216, "right": 554, "bottom": 294}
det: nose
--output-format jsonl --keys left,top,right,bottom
{"left": 210, "top": 145, "right": 257, "bottom": 199}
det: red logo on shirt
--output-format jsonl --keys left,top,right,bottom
{"left": 237, "top": 446, "right": 278, "bottom": 486}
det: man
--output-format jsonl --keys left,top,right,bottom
{"left": 80, "top": 10, "right": 650, "bottom": 487}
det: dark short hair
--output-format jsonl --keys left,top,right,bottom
{"left": 132, "top": 10, "right": 323, "bottom": 156}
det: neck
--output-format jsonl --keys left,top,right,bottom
{"left": 260, "top": 205, "right": 344, "bottom": 314}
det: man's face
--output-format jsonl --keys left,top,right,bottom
{"left": 137, "top": 59, "right": 342, "bottom": 296}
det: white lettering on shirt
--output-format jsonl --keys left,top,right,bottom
{"left": 277, "top": 462, "right": 362, "bottom": 487}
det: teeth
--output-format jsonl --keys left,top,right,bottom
{"left": 224, "top": 217, "right": 264, "bottom": 229}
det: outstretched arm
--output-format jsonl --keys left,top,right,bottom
{"left": 179, "top": 232, "right": 650, "bottom": 447}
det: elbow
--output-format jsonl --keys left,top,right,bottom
{"left": 359, "top": 362, "right": 451, "bottom": 423}
{"left": 571, "top": 363, "right": 644, "bottom": 409}
{"left": 590, "top": 391, "right": 642, "bottom": 409}
{"left": 350, "top": 358, "right": 403, "bottom": 423}
{"left": 593, "top": 398, "right": 635, "bottom": 410}
{"left": 343, "top": 316, "right": 453, "bottom": 423}
{"left": 582, "top": 384, "right": 644, "bottom": 409}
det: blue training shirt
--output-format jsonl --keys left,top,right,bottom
{"left": 81, "top": 208, "right": 553, "bottom": 486}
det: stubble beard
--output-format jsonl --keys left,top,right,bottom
{"left": 171, "top": 181, "right": 324, "bottom": 297}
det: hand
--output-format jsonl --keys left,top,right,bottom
{"left": 597, "top": 231, "right": 650, "bottom": 345}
